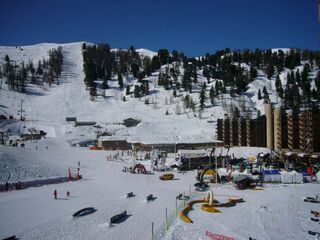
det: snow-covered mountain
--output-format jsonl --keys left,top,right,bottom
{"left": 0, "top": 42, "right": 318, "bottom": 142}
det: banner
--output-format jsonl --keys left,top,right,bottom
{"left": 205, "top": 230, "right": 234, "bottom": 240}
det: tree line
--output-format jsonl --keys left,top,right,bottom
{"left": 82, "top": 43, "right": 185, "bottom": 98}
{"left": 82, "top": 43, "right": 320, "bottom": 114}
{"left": 1, "top": 47, "right": 63, "bottom": 92}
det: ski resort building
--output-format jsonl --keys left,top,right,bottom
{"left": 97, "top": 136, "right": 131, "bottom": 150}
{"left": 131, "top": 140, "right": 223, "bottom": 152}
{"left": 98, "top": 136, "right": 223, "bottom": 152}
{"left": 21, "top": 128, "right": 42, "bottom": 140}
{"left": 217, "top": 103, "right": 320, "bottom": 156}
{"left": 217, "top": 115, "right": 266, "bottom": 148}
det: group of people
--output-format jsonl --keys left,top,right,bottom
{"left": 53, "top": 189, "right": 70, "bottom": 199}
{"left": 4, "top": 181, "right": 22, "bottom": 191}
{"left": 122, "top": 166, "right": 133, "bottom": 172}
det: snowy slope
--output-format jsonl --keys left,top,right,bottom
{"left": 1, "top": 43, "right": 316, "bottom": 132}
{"left": 0, "top": 138, "right": 317, "bottom": 240}
{"left": 0, "top": 42, "right": 219, "bottom": 143}
{"left": 0, "top": 43, "right": 319, "bottom": 240}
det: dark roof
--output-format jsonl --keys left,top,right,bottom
{"left": 123, "top": 118, "right": 141, "bottom": 127}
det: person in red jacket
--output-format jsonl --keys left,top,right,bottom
{"left": 307, "top": 166, "right": 313, "bottom": 175}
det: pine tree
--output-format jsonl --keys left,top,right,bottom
{"left": 192, "top": 66, "right": 197, "bottom": 84}
{"left": 284, "top": 86, "right": 293, "bottom": 109}
{"left": 102, "top": 77, "right": 109, "bottom": 89}
{"left": 315, "top": 71, "right": 320, "bottom": 91}
{"left": 277, "top": 50, "right": 284, "bottom": 72}
{"left": 209, "top": 86, "right": 215, "bottom": 105}
{"left": 266, "top": 64, "right": 274, "bottom": 79}
{"left": 292, "top": 84, "right": 300, "bottom": 108}
{"left": 287, "top": 72, "right": 293, "bottom": 85}
{"left": 235, "top": 70, "right": 248, "bottom": 94}
{"left": 199, "top": 85, "right": 206, "bottom": 109}
{"left": 118, "top": 73, "right": 123, "bottom": 89}
{"left": 143, "top": 56, "right": 152, "bottom": 76}
{"left": 89, "top": 87, "right": 97, "bottom": 98}
{"left": 301, "top": 65, "right": 311, "bottom": 102}
{"left": 295, "top": 69, "right": 301, "bottom": 86}
{"left": 131, "top": 63, "right": 139, "bottom": 78}
{"left": 203, "top": 67, "right": 210, "bottom": 81}
{"left": 190, "top": 97, "right": 196, "bottom": 112}
{"left": 172, "top": 50, "right": 179, "bottom": 62}
{"left": 290, "top": 71, "right": 295, "bottom": 84}
{"left": 184, "top": 95, "right": 190, "bottom": 109}
{"left": 48, "top": 68, "right": 54, "bottom": 86}
{"left": 4, "top": 56, "right": 16, "bottom": 90}
{"left": 141, "top": 80, "right": 149, "bottom": 95}
{"left": 312, "top": 88, "right": 318, "bottom": 100}
{"left": 203, "top": 81, "right": 207, "bottom": 90}
{"left": 301, "top": 65, "right": 309, "bottom": 84}
{"left": 258, "top": 89, "right": 262, "bottom": 100}
{"left": 215, "top": 81, "right": 220, "bottom": 95}
{"left": 275, "top": 74, "right": 283, "bottom": 98}
{"left": 263, "top": 87, "right": 269, "bottom": 101}
{"left": 151, "top": 56, "right": 160, "bottom": 72}
{"left": 249, "top": 66, "right": 257, "bottom": 82}
{"left": 36, "top": 60, "right": 43, "bottom": 76}
{"left": 134, "top": 85, "right": 140, "bottom": 98}
{"left": 173, "top": 88, "right": 177, "bottom": 98}
{"left": 19, "top": 63, "right": 27, "bottom": 91}
{"left": 182, "top": 68, "right": 191, "bottom": 91}
{"left": 278, "top": 84, "right": 284, "bottom": 99}
{"left": 28, "top": 61, "right": 36, "bottom": 84}
{"left": 275, "top": 74, "right": 281, "bottom": 90}
{"left": 4, "top": 55, "right": 12, "bottom": 78}
{"left": 158, "top": 49, "right": 170, "bottom": 65}
{"left": 0, "top": 67, "right": 2, "bottom": 89}
{"left": 126, "top": 85, "right": 130, "bottom": 95}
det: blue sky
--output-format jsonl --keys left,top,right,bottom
{"left": 0, "top": 0, "right": 319, "bottom": 56}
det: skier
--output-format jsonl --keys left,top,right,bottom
{"left": 54, "top": 189, "right": 57, "bottom": 199}
{"left": 66, "top": 191, "right": 70, "bottom": 197}
{"left": 16, "top": 181, "right": 22, "bottom": 190}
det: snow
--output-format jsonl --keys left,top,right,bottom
{"left": 0, "top": 139, "right": 196, "bottom": 240}
{"left": 271, "top": 48, "right": 291, "bottom": 54}
{"left": 164, "top": 183, "right": 320, "bottom": 240}
{"left": 0, "top": 42, "right": 319, "bottom": 240}
{"left": 0, "top": 140, "right": 318, "bottom": 240}
{"left": 136, "top": 48, "right": 157, "bottom": 59}
{"left": 118, "top": 121, "right": 217, "bottom": 145}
